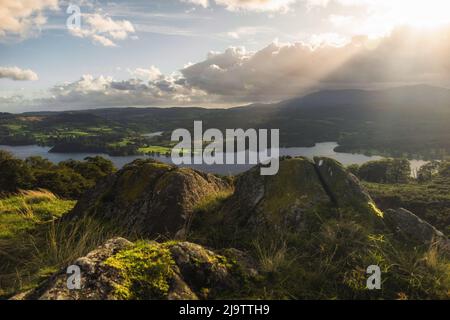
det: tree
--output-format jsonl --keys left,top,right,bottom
{"left": 417, "top": 161, "right": 441, "bottom": 182}
{"left": 25, "top": 156, "right": 54, "bottom": 170}
{"left": 33, "top": 168, "right": 91, "bottom": 199}
{"left": 60, "top": 156, "right": 115, "bottom": 181}
{"left": 358, "top": 159, "right": 410, "bottom": 183}
{"left": 0, "top": 152, "right": 115, "bottom": 199}
{"left": 386, "top": 159, "right": 410, "bottom": 183}
{"left": 0, "top": 154, "right": 34, "bottom": 193}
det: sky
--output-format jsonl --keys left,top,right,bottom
{"left": 1, "top": 0, "right": 450, "bottom": 112}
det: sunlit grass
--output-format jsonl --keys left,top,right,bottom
{"left": 0, "top": 190, "right": 132, "bottom": 298}
{"left": 138, "top": 145, "right": 172, "bottom": 154}
{"left": 0, "top": 190, "right": 75, "bottom": 239}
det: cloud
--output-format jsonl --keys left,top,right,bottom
{"left": 181, "top": 0, "right": 209, "bottom": 8}
{"left": 226, "top": 26, "right": 275, "bottom": 39}
{"left": 181, "top": 0, "right": 297, "bottom": 12}
{"left": 69, "top": 13, "right": 136, "bottom": 47}
{"left": 129, "top": 66, "right": 163, "bottom": 81}
{"left": 306, "top": 0, "right": 450, "bottom": 36}
{"left": 0, "top": 66, "right": 39, "bottom": 81}
{"left": 216, "top": 0, "right": 296, "bottom": 12}
{"left": 3, "top": 26, "right": 450, "bottom": 110}
{"left": 180, "top": 41, "right": 358, "bottom": 101}
{"left": 0, "top": 0, "right": 58, "bottom": 39}
{"left": 42, "top": 73, "right": 210, "bottom": 108}
{"left": 323, "top": 27, "right": 450, "bottom": 86}
{"left": 179, "top": 27, "right": 450, "bottom": 102}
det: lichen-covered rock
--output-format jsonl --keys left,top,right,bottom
{"left": 314, "top": 158, "right": 373, "bottom": 207}
{"left": 313, "top": 157, "right": 384, "bottom": 219}
{"left": 16, "top": 238, "right": 258, "bottom": 300}
{"left": 14, "top": 238, "right": 134, "bottom": 300}
{"left": 66, "top": 159, "right": 232, "bottom": 238}
{"left": 216, "top": 157, "right": 382, "bottom": 237}
{"left": 385, "top": 208, "right": 450, "bottom": 251}
{"left": 224, "top": 157, "right": 331, "bottom": 232}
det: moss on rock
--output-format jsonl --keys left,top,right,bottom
{"left": 104, "top": 241, "right": 175, "bottom": 300}
{"left": 66, "top": 159, "right": 232, "bottom": 238}
{"left": 17, "top": 238, "right": 259, "bottom": 300}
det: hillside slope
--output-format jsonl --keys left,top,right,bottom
{"left": 15, "top": 157, "right": 449, "bottom": 300}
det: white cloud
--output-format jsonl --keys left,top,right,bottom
{"left": 0, "top": 66, "right": 39, "bottom": 81}
{"left": 181, "top": 0, "right": 297, "bottom": 12}
{"left": 216, "top": 0, "right": 296, "bottom": 12}
{"left": 226, "top": 26, "right": 275, "bottom": 39}
{"left": 69, "top": 13, "right": 136, "bottom": 47}
{"left": 3, "top": 27, "right": 450, "bottom": 109}
{"left": 328, "top": 15, "right": 354, "bottom": 27}
{"left": 181, "top": 0, "right": 210, "bottom": 8}
{"left": 181, "top": 26, "right": 450, "bottom": 101}
{"left": 307, "top": 0, "right": 450, "bottom": 36}
{"left": 0, "top": 0, "right": 58, "bottom": 39}
{"left": 43, "top": 73, "right": 210, "bottom": 108}
{"left": 129, "top": 66, "right": 163, "bottom": 81}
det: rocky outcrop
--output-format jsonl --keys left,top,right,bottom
{"left": 216, "top": 157, "right": 382, "bottom": 237}
{"left": 65, "top": 159, "right": 232, "bottom": 238}
{"left": 313, "top": 157, "right": 374, "bottom": 211}
{"left": 10, "top": 157, "right": 450, "bottom": 301}
{"left": 385, "top": 208, "right": 450, "bottom": 252}
{"left": 16, "top": 238, "right": 258, "bottom": 300}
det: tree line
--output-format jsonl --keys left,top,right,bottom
{"left": 0, "top": 151, "right": 116, "bottom": 199}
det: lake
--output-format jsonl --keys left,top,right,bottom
{"left": 0, "top": 142, "right": 427, "bottom": 176}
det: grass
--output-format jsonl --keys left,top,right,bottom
{"left": 364, "top": 177, "right": 450, "bottom": 236}
{"left": 59, "top": 130, "right": 91, "bottom": 137}
{"left": 2, "top": 124, "right": 24, "bottom": 131}
{"left": 138, "top": 145, "right": 197, "bottom": 156}
{"left": 109, "top": 138, "right": 134, "bottom": 148}
{"left": 252, "top": 237, "right": 291, "bottom": 274}
{"left": 0, "top": 190, "right": 75, "bottom": 239}
{"left": 138, "top": 145, "right": 172, "bottom": 154}
{"left": 247, "top": 217, "right": 450, "bottom": 300}
{"left": 188, "top": 190, "right": 234, "bottom": 244}
{"left": 0, "top": 170, "right": 448, "bottom": 300}
{"left": 0, "top": 190, "right": 134, "bottom": 298}
{"left": 190, "top": 193, "right": 450, "bottom": 300}
{"left": 193, "top": 190, "right": 233, "bottom": 214}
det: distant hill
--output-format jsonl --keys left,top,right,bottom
{"left": 281, "top": 85, "right": 450, "bottom": 112}
{"left": 269, "top": 85, "right": 450, "bottom": 157}
{"left": 2, "top": 85, "right": 450, "bottom": 158}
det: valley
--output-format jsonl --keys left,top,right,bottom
{"left": 1, "top": 85, "right": 449, "bottom": 160}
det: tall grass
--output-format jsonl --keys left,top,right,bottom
{"left": 0, "top": 190, "right": 133, "bottom": 298}
{"left": 0, "top": 190, "right": 75, "bottom": 240}
{"left": 0, "top": 214, "right": 130, "bottom": 298}
{"left": 19, "top": 189, "right": 57, "bottom": 203}
{"left": 252, "top": 237, "right": 291, "bottom": 274}
{"left": 185, "top": 189, "right": 233, "bottom": 242}
{"left": 251, "top": 218, "right": 450, "bottom": 300}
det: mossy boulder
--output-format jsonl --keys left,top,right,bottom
{"left": 15, "top": 238, "right": 258, "bottom": 300}
{"left": 229, "top": 157, "right": 331, "bottom": 231}
{"left": 313, "top": 157, "right": 384, "bottom": 219}
{"left": 66, "top": 159, "right": 232, "bottom": 238}
{"left": 205, "top": 157, "right": 383, "bottom": 243}
{"left": 12, "top": 237, "right": 134, "bottom": 300}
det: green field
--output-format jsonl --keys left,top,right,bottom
{"left": 138, "top": 145, "right": 172, "bottom": 154}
